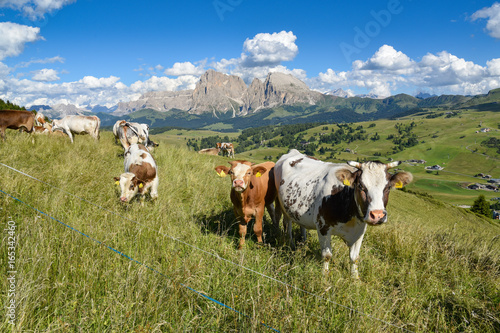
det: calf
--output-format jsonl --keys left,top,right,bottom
{"left": 114, "top": 144, "right": 159, "bottom": 204}
{"left": 52, "top": 115, "right": 100, "bottom": 143}
{"left": 0, "top": 110, "right": 35, "bottom": 141}
{"left": 274, "top": 149, "right": 412, "bottom": 279}
{"left": 215, "top": 160, "right": 280, "bottom": 249}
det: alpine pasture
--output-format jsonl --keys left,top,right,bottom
{"left": 1, "top": 130, "right": 499, "bottom": 332}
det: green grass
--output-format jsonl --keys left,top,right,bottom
{"left": 1, "top": 130, "right": 499, "bottom": 332}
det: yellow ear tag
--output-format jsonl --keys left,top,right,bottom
{"left": 115, "top": 181, "right": 120, "bottom": 185}
{"left": 395, "top": 181, "right": 403, "bottom": 189}
{"left": 218, "top": 170, "right": 226, "bottom": 177}
{"left": 343, "top": 179, "right": 351, "bottom": 186}
{"left": 256, "top": 172, "right": 262, "bottom": 177}
{"left": 139, "top": 183, "right": 144, "bottom": 189}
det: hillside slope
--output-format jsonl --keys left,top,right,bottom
{"left": 0, "top": 131, "right": 498, "bottom": 332}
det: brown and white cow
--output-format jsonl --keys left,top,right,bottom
{"left": 274, "top": 149, "right": 412, "bottom": 279}
{"left": 114, "top": 144, "right": 159, "bottom": 204}
{"left": 52, "top": 115, "right": 100, "bottom": 143}
{"left": 216, "top": 142, "right": 235, "bottom": 158}
{"left": 215, "top": 160, "right": 280, "bottom": 249}
{"left": 113, "top": 120, "right": 158, "bottom": 150}
{"left": 0, "top": 110, "right": 35, "bottom": 141}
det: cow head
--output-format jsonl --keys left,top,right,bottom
{"left": 336, "top": 161, "right": 412, "bottom": 225}
{"left": 114, "top": 172, "right": 145, "bottom": 203}
{"left": 215, "top": 160, "right": 267, "bottom": 193}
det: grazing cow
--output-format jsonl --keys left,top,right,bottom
{"left": 198, "top": 147, "right": 220, "bottom": 155}
{"left": 33, "top": 126, "right": 50, "bottom": 134}
{"left": 52, "top": 115, "right": 100, "bottom": 143}
{"left": 113, "top": 120, "right": 158, "bottom": 150}
{"left": 114, "top": 144, "right": 159, "bottom": 204}
{"left": 0, "top": 110, "right": 35, "bottom": 141}
{"left": 215, "top": 160, "right": 280, "bottom": 249}
{"left": 34, "top": 112, "right": 47, "bottom": 126}
{"left": 216, "top": 142, "right": 235, "bottom": 158}
{"left": 274, "top": 149, "right": 412, "bottom": 279}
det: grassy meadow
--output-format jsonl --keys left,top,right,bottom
{"left": 1, "top": 130, "right": 499, "bottom": 332}
{"left": 161, "top": 109, "right": 500, "bottom": 207}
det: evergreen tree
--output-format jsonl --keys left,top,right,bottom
{"left": 471, "top": 195, "right": 491, "bottom": 218}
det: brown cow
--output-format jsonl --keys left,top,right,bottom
{"left": 215, "top": 160, "right": 281, "bottom": 249}
{"left": 0, "top": 110, "right": 35, "bottom": 141}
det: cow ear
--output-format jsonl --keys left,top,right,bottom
{"left": 390, "top": 172, "right": 413, "bottom": 189}
{"left": 347, "top": 161, "right": 362, "bottom": 169}
{"left": 113, "top": 177, "right": 120, "bottom": 185}
{"left": 336, "top": 169, "right": 356, "bottom": 187}
{"left": 215, "top": 165, "right": 230, "bottom": 177}
{"left": 252, "top": 166, "right": 267, "bottom": 177}
{"left": 386, "top": 161, "right": 402, "bottom": 169}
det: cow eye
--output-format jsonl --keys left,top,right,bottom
{"left": 358, "top": 184, "right": 366, "bottom": 192}
{"left": 228, "top": 170, "right": 233, "bottom": 175}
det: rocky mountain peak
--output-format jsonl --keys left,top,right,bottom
{"left": 191, "top": 69, "right": 247, "bottom": 116}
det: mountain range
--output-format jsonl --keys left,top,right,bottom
{"left": 27, "top": 70, "right": 500, "bottom": 130}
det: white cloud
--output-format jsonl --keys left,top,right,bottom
{"left": 207, "top": 31, "right": 304, "bottom": 83}
{"left": 16, "top": 55, "right": 64, "bottom": 68}
{"left": 130, "top": 75, "right": 198, "bottom": 93}
{"left": 241, "top": 31, "right": 298, "bottom": 67}
{"left": 31, "top": 68, "right": 59, "bottom": 81}
{"left": 0, "top": 0, "right": 76, "bottom": 20}
{"left": 357, "top": 45, "right": 414, "bottom": 71}
{"left": 0, "top": 22, "right": 41, "bottom": 60}
{"left": 80, "top": 75, "right": 120, "bottom": 89}
{"left": 487, "top": 58, "right": 500, "bottom": 76}
{"left": 315, "top": 45, "right": 500, "bottom": 97}
{"left": 164, "top": 61, "right": 206, "bottom": 76}
{"left": 471, "top": 2, "right": 500, "bottom": 39}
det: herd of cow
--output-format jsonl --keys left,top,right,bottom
{"left": 1, "top": 109, "right": 413, "bottom": 279}
{"left": 215, "top": 151, "right": 412, "bottom": 279}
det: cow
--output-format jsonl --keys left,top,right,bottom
{"left": 113, "top": 120, "right": 158, "bottom": 150}
{"left": 198, "top": 147, "right": 220, "bottom": 155}
{"left": 274, "top": 149, "right": 412, "bottom": 279}
{"left": 34, "top": 112, "right": 47, "bottom": 126}
{"left": 52, "top": 115, "right": 100, "bottom": 143}
{"left": 216, "top": 142, "right": 235, "bottom": 158}
{"left": 0, "top": 110, "right": 35, "bottom": 141}
{"left": 215, "top": 160, "right": 281, "bottom": 249}
{"left": 114, "top": 144, "right": 159, "bottom": 204}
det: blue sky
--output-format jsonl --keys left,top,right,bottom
{"left": 1, "top": 0, "right": 500, "bottom": 108}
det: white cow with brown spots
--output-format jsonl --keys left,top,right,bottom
{"left": 274, "top": 149, "right": 412, "bottom": 279}
{"left": 114, "top": 144, "right": 158, "bottom": 204}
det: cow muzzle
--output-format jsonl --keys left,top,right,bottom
{"left": 366, "top": 209, "right": 387, "bottom": 225}
{"left": 120, "top": 196, "right": 129, "bottom": 203}
{"left": 232, "top": 179, "right": 246, "bottom": 192}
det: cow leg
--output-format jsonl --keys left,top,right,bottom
{"left": 284, "top": 215, "right": 295, "bottom": 250}
{"left": 253, "top": 209, "right": 264, "bottom": 244}
{"left": 269, "top": 198, "right": 283, "bottom": 237}
{"left": 63, "top": 126, "right": 73, "bottom": 143}
{"left": 317, "top": 228, "right": 333, "bottom": 273}
{"left": 150, "top": 177, "right": 159, "bottom": 201}
{"left": 348, "top": 233, "right": 365, "bottom": 280}
{"left": 237, "top": 218, "right": 248, "bottom": 250}
{"left": 0, "top": 128, "right": 5, "bottom": 141}
{"left": 301, "top": 227, "right": 308, "bottom": 243}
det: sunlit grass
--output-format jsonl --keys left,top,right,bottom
{"left": 0, "top": 130, "right": 499, "bottom": 332}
